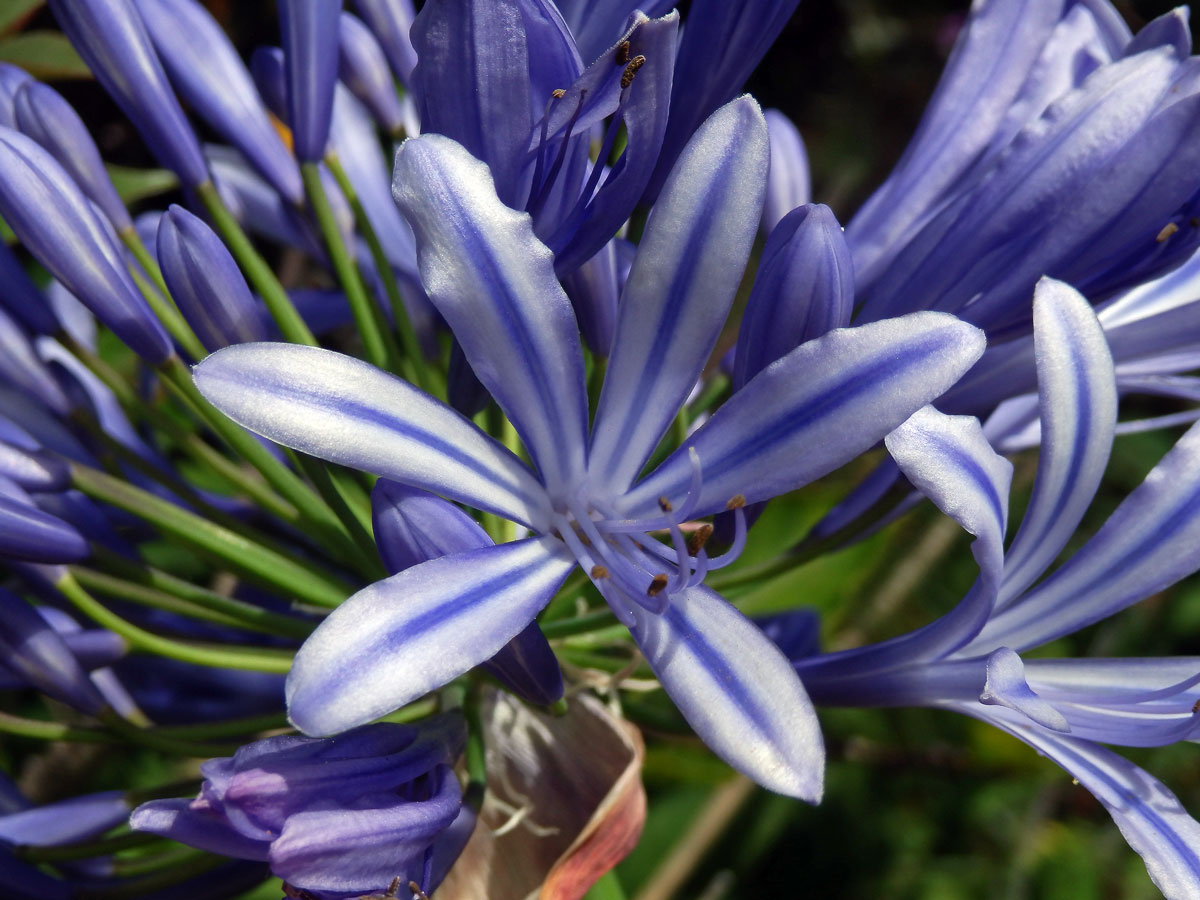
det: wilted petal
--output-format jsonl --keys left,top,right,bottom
{"left": 624, "top": 313, "right": 985, "bottom": 519}
{"left": 632, "top": 585, "right": 823, "bottom": 800}
{"left": 762, "top": 108, "right": 810, "bottom": 233}
{"left": 287, "top": 537, "right": 575, "bottom": 735}
{"left": 590, "top": 96, "right": 769, "bottom": 494}
{"left": 998, "top": 278, "right": 1117, "bottom": 606}
{"left": 279, "top": 0, "right": 340, "bottom": 163}
{"left": 733, "top": 203, "right": 854, "bottom": 390}
{"left": 979, "top": 647, "right": 1070, "bottom": 731}
{"left": 135, "top": 0, "right": 302, "bottom": 204}
{"left": 194, "top": 343, "right": 552, "bottom": 528}
{"left": 47, "top": 0, "right": 208, "bottom": 187}
{"left": 393, "top": 135, "right": 589, "bottom": 497}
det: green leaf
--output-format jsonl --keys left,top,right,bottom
{"left": 0, "top": 30, "right": 91, "bottom": 79}
{"left": 106, "top": 163, "right": 180, "bottom": 205}
{"left": 0, "top": 0, "right": 41, "bottom": 38}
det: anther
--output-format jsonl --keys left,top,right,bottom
{"left": 591, "top": 564, "right": 610, "bottom": 579}
{"left": 658, "top": 496, "right": 673, "bottom": 512}
{"left": 1157, "top": 222, "right": 1179, "bottom": 242}
{"left": 408, "top": 881, "right": 430, "bottom": 900}
{"left": 621, "top": 55, "right": 646, "bottom": 89}
{"left": 647, "top": 573, "right": 669, "bottom": 597}
{"left": 1192, "top": 698, "right": 1200, "bottom": 714}
{"left": 726, "top": 494, "right": 746, "bottom": 510}
{"left": 615, "top": 41, "right": 631, "bottom": 66}
{"left": 687, "top": 524, "right": 714, "bottom": 556}
{"left": 551, "top": 88, "right": 566, "bottom": 99}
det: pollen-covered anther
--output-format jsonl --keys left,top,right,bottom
{"left": 591, "top": 564, "right": 610, "bottom": 580}
{"left": 621, "top": 55, "right": 646, "bottom": 90}
{"left": 1157, "top": 222, "right": 1179, "bottom": 242}
{"left": 658, "top": 496, "right": 673, "bottom": 512}
{"left": 1192, "top": 697, "right": 1200, "bottom": 714}
{"left": 686, "top": 523, "right": 714, "bottom": 556}
{"left": 647, "top": 573, "right": 669, "bottom": 597}
{"left": 615, "top": 40, "right": 631, "bottom": 66}
{"left": 726, "top": 494, "right": 746, "bottom": 511}
{"left": 551, "top": 88, "right": 566, "bottom": 99}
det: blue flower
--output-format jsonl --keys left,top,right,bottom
{"left": 130, "top": 717, "right": 466, "bottom": 899}
{"left": 789, "top": 278, "right": 1200, "bottom": 897}
{"left": 194, "top": 96, "right": 985, "bottom": 799}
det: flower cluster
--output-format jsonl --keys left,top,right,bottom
{"left": 0, "top": 0, "right": 1198, "bottom": 898}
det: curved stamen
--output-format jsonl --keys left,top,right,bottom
{"left": 555, "top": 513, "right": 636, "bottom": 626}
{"left": 607, "top": 449, "right": 704, "bottom": 533}
{"left": 528, "top": 89, "right": 587, "bottom": 218}
{"left": 568, "top": 496, "right": 661, "bottom": 606}
{"left": 704, "top": 499, "right": 747, "bottom": 570}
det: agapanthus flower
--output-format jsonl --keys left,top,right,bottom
{"left": 788, "top": 278, "right": 1200, "bottom": 898}
{"left": 193, "top": 96, "right": 985, "bottom": 799}
{"left": 130, "top": 717, "right": 467, "bottom": 899}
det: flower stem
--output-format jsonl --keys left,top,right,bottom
{"left": 123, "top": 235, "right": 210, "bottom": 361}
{"left": 301, "top": 160, "right": 400, "bottom": 371}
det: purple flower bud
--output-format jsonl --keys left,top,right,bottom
{"left": 0, "top": 587, "right": 104, "bottom": 712}
{"left": 157, "top": 205, "right": 269, "bottom": 350}
{"left": 279, "top": 0, "right": 341, "bottom": 163}
{"left": 14, "top": 82, "right": 133, "bottom": 233}
{"left": 134, "top": 0, "right": 304, "bottom": 205}
{"left": 0, "top": 487, "right": 89, "bottom": 564}
{"left": 353, "top": 0, "right": 418, "bottom": 85}
{"left": 0, "top": 128, "right": 172, "bottom": 363}
{"left": 131, "top": 718, "right": 466, "bottom": 897}
{"left": 0, "top": 241, "right": 59, "bottom": 336}
{"left": 0, "top": 439, "right": 69, "bottom": 492}
{"left": 0, "top": 63, "right": 32, "bottom": 128}
{"left": 762, "top": 108, "right": 810, "bottom": 233}
{"left": 0, "top": 307, "right": 71, "bottom": 416}
{"left": 339, "top": 12, "right": 405, "bottom": 134}
{"left": 47, "top": 0, "right": 209, "bottom": 187}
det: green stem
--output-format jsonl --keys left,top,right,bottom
{"left": 326, "top": 151, "right": 435, "bottom": 393}
{"left": 151, "top": 711, "right": 290, "bottom": 739}
{"left": 78, "top": 850, "right": 231, "bottom": 895}
{"left": 71, "top": 566, "right": 315, "bottom": 640}
{"left": 195, "top": 179, "right": 317, "bottom": 346}
{"left": 70, "top": 465, "right": 350, "bottom": 608}
{"left": 0, "top": 710, "right": 113, "bottom": 744}
{"left": 16, "top": 831, "right": 161, "bottom": 864}
{"left": 301, "top": 160, "right": 399, "bottom": 371}
{"left": 541, "top": 609, "right": 617, "bottom": 639}
{"left": 293, "top": 453, "right": 384, "bottom": 578}
{"left": 122, "top": 231, "right": 209, "bottom": 361}
{"left": 120, "top": 227, "right": 171, "bottom": 300}
{"left": 687, "top": 373, "right": 729, "bottom": 420}
{"left": 59, "top": 573, "right": 295, "bottom": 674}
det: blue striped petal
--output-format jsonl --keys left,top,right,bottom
{"left": 193, "top": 343, "right": 553, "bottom": 529}
{"left": 392, "top": 134, "right": 590, "bottom": 498}
{"left": 287, "top": 537, "right": 575, "bottom": 735}
{"left": 631, "top": 585, "right": 824, "bottom": 800}
{"left": 589, "top": 96, "right": 769, "bottom": 495}
{"left": 623, "top": 312, "right": 985, "bottom": 519}
{"left": 762, "top": 108, "right": 810, "bottom": 233}
{"left": 997, "top": 278, "right": 1116, "bottom": 606}
{"left": 279, "top": 0, "right": 340, "bottom": 163}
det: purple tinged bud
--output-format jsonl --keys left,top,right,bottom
{"left": 13, "top": 81, "right": 132, "bottom": 233}
{"left": 157, "top": 205, "right": 269, "bottom": 349}
{"left": 0, "top": 439, "right": 69, "bottom": 492}
{"left": 0, "top": 128, "right": 173, "bottom": 364}
{"left": 47, "top": 0, "right": 209, "bottom": 187}
{"left": 339, "top": 11, "right": 405, "bottom": 134}
{"left": 0, "top": 491, "right": 89, "bottom": 563}
{"left": 0, "top": 63, "right": 32, "bottom": 128}
{"left": 249, "top": 47, "right": 287, "bottom": 122}
{"left": 279, "top": 0, "right": 342, "bottom": 163}
{"left": 353, "top": 0, "right": 418, "bottom": 85}
{"left": 0, "top": 588, "right": 105, "bottom": 713}
{"left": 0, "top": 307, "right": 72, "bottom": 416}
{"left": 0, "top": 241, "right": 59, "bottom": 336}
{"left": 733, "top": 203, "right": 855, "bottom": 390}
{"left": 0, "top": 789, "right": 128, "bottom": 846}
{"left": 762, "top": 108, "right": 810, "bottom": 233}
{"left": 134, "top": 0, "right": 304, "bottom": 205}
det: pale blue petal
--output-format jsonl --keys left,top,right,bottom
{"left": 287, "top": 537, "right": 575, "bottom": 735}
{"left": 392, "top": 134, "right": 589, "bottom": 498}
{"left": 623, "top": 313, "right": 985, "bottom": 519}
{"left": 978, "top": 647, "right": 1069, "bottom": 731}
{"left": 589, "top": 96, "right": 769, "bottom": 495}
{"left": 631, "top": 585, "right": 824, "bottom": 801}
{"left": 193, "top": 343, "right": 552, "bottom": 529}
{"left": 762, "top": 108, "right": 810, "bottom": 233}
{"left": 998, "top": 278, "right": 1116, "bottom": 606}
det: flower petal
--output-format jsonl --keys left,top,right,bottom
{"left": 631, "top": 585, "right": 824, "bottom": 800}
{"left": 130, "top": 798, "right": 271, "bottom": 861}
{"left": 624, "top": 312, "right": 985, "bottom": 519}
{"left": 286, "top": 537, "right": 575, "bottom": 736}
{"left": 392, "top": 134, "right": 590, "bottom": 498}
{"left": 193, "top": 343, "right": 551, "bottom": 529}
{"left": 762, "top": 108, "right": 810, "bottom": 233}
{"left": 979, "top": 647, "right": 1070, "bottom": 731}
{"left": 998, "top": 278, "right": 1117, "bottom": 606}
{"left": 589, "top": 96, "right": 769, "bottom": 495}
